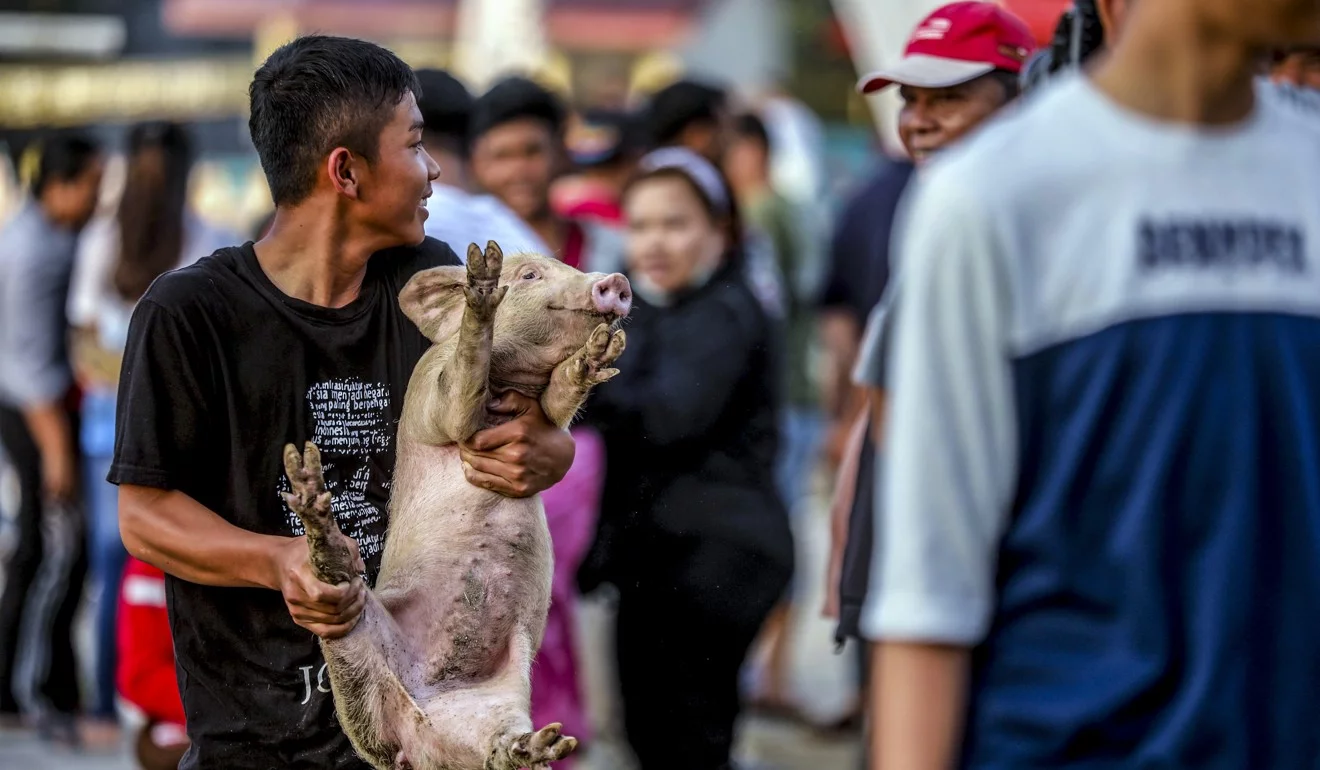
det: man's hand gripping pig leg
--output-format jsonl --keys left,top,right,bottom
{"left": 283, "top": 443, "right": 431, "bottom": 769}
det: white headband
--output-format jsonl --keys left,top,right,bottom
{"left": 638, "top": 147, "right": 731, "bottom": 214}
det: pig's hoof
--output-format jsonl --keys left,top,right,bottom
{"left": 572, "top": 324, "right": 626, "bottom": 386}
{"left": 282, "top": 442, "right": 332, "bottom": 522}
{"left": 464, "top": 241, "right": 507, "bottom": 317}
{"left": 510, "top": 722, "right": 578, "bottom": 768}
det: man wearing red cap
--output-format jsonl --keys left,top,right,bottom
{"left": 824, "top": 0, "right": 1037, "bottom": 730}
{"left": 857, "top": 1, "right": 1036, "bottom": 164}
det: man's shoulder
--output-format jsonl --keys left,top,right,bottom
{"left": 138, "top": 246, "right": 244, "bottom": 317}
{"left": 911, "top": 77, "right": 1099, "bottom": 224}
{"left": 1258, "top": 79, "right": 1320, "bottom": 137}
{"left": 373, "top": 236, "right": 462, "bottom": 278}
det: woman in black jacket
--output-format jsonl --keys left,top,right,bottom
{"left": 581, "top": 147, "right": 794, "bottom": 770}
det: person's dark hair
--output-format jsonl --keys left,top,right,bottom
{"left": 1022, "top": 0, "right": 1105, "bottom": 93}
{"left": 622, "top": 164, "right": 746, "bottom": 262}
{"left": 469, "top": 76, "right": 566, "bottom": 143}
{"left": 29, "top": 131, "right": 100, "bottom": 197}
{"left": 732, "top": 112, "right": 771, "bottom": 153}
{"left": 113, "top": 122, "right": 194, "bottom": 302}
{"left": 646, "top": 79, "right": 728, "bottom": 148}
{"left": 986, "top": 69, "right": 1021, "bottom": 102}
{"left": 248, "top": 35, "right": 421, "bottom": 206}
{"left": 567, "top": 108, "right": 642, "bottom": 170}
{"left": 415, "top": 68, "right": 475, "bottom": 158}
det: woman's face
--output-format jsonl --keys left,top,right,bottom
{"left": 623, "top": 175, "right": 726, "bottom": 295}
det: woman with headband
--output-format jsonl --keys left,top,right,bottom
{"left": 580, "top": 147, "right": 794, "bottom": 770}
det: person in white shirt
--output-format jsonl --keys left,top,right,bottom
{"left": 67, "top": 122, "right": 236, "bottom": 741}
{"left": 863, "top": 0, "right": 1320, "bottom": 767}
{"left": 414, "top": 68, "right": 540, "bottom": 263}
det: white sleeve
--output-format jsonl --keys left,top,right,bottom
{"left": 67, "top": 215, "right": 116, "bottom": 328}
{"left": 859, "top": 170, "right": 1018, "bottom": 646}
{"left": 852, "top": 301, "right": 888, "bottom": 388}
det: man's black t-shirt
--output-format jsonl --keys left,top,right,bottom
{"left": 108, "top": 238, "right": 461, "bottom": 769}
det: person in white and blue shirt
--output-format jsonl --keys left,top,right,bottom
{"left": 860, "top": 0, "right": 1320, "bottom": 766}
{"left": 414, "top": 68, "right": 541, "bottom": 262}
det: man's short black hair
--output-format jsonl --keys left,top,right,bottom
{"left": 732, "top": 112, "right": 771, "bottom": 153}
{"left": 987, "top": 69, "right": 1021, "bottom": 102}
{"left": 249, "top": 35, "right": 421, "bottom": 206}
{"left": 30, "top": 130, "right": 101, "bottom": 196}
{"left": 469, "top": 76, "right": 566, "bottom": 144}
{"left": 415, "top": 68, "right": 475, "bottom": 158}
{"left": 645, "top": 79, "right": 728, "bottom": 148}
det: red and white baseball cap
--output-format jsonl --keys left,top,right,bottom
{"left": 857, "top": 1, "right": 1038, "bottom": 94}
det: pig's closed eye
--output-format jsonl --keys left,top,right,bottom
{"left": 521, "top": 270, "right": 540, "bottom": 280}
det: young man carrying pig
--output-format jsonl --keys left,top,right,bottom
{"left": 109, "top": 36, "right": 575, "bottom": 770}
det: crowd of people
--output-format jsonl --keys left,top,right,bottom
{"left": 2, "top": 0, "right": 1320, "bottom": 768}
{"left": 0, "top": 30, "right": 838, "bottom": 770}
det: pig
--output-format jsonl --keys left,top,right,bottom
{"left": 280, "top": 241, "right": 630, "bottom": 770}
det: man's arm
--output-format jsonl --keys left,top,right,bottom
{"left": 111, "top": 297, "right": 365, "bottom": 638}
{"left": 872, "top": 642, "right": 970, "bottom": 770}
{"left": 119, "top": 484, "right": 365, "bottom": 638}
{"left": 23, "top": 401, "right": 76, "bottom": 502}
{"left": 862, "top": 169, "right": 1017, "bottom": 769}
{"left": 823, "top": 403, "right": 869, "bottom": 619}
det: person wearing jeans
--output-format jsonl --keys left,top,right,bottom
{"left": 0, "top": 131, "right": 103, "bottom": 741}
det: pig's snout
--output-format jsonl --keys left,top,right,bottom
{"left": 592, "top": 273, "right": 632, "bottom": 319}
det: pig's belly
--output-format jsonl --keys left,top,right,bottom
{"left": 381, "top": 442, "right": 553, "bottom": 687}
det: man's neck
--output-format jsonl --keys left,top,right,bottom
{"left": 1091, "top": 2, "right": 1258, "bottom": 126}
{"left": 254, "top": 204, "right": 380, "bottom": 308}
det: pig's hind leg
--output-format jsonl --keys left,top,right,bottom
{"left": 540, "top": 323, "right": 626, "bottom": 429}
{"left": 478, "top": 630, "right": 578, "bottom": 770}
{"left": 284, "top": 442, "right": 433, "bottom": 770}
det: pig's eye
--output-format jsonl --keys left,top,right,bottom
{"left": 521, "top": 269, "right": 540, "bottom": 280}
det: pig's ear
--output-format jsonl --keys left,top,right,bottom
{"left": 399, "top": 265, "right": 467, "bottom": 341}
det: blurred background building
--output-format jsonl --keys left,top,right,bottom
{"left": 0, "top": 0, "right": 1067, "bottom": 237}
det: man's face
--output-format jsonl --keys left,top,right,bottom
{"left": 897, "top": 76, "right": 1009, "bottom": 165}
{"left": 357, "top": 92, "right": 442, "bottom": 246}
{"left": 723, "top": 134, "right": 768, "bottom": 192}
{"left": 470, "top": 118, "right": 557, "bottom": 222}
{"left": 684, "top": 111, "right": 732, "bottom": 164}
{"left": 1272, "top": 49, "right": 1320, "bottom": 89}
{"left": 45, "top": 155, "right": 104, "bottom": 231}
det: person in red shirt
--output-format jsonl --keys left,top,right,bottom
{"left": 117, "top": 556, "right": 188, "bottom": 770}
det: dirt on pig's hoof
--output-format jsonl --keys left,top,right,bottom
{"left": 509, "top": 722, "right": 578, "bottom": 769}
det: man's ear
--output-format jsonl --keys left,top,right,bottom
{"left": 1095, "top": 0, "right": 1127, "bottom": 45}
{"left": 399, "top": 265, "right": 467, "bottom": 341}
{"left": 327, "top": 147, "right": 361, "bottom": 199}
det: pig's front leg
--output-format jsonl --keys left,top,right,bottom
{"left": 438, "top": 241, "right": 508, "bottom": 442}
{"left": 541, "top": 323, "right": 627, "bottom": 429}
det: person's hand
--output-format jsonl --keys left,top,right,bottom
{"left": 40, "top": 447, "right": 77, "bottom": 504}
{"left": 459, "top": 391, "right": 575, "bottom": 498}
{"left": 272, "top": 536, "right": 366, "bottom": 639}
{"left": 823, "top": 419, "right": 852, "bottom": 469}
